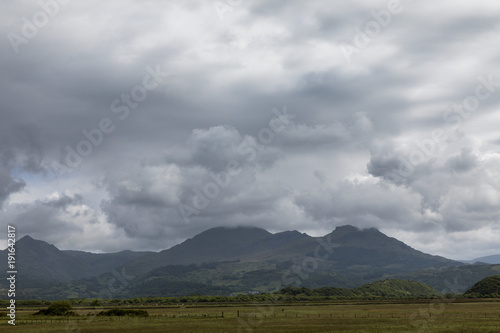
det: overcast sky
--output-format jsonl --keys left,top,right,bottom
{"left": 1, "top": 0, "right": 500, "bottom": 260}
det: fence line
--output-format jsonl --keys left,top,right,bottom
{"left": 3, "top": 311, "right": 500, "bottom": 325}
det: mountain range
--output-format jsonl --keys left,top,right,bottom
{"left": 121, "top": 225, "right": 459, "bottom": 277}
{"left": 1, "top": 225, "right": 499, "bottom": 300}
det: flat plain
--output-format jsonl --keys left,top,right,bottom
{"left": 2, "top": 299, "right": 500, "bottom": 332}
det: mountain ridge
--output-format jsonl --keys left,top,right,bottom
{"left": 3, "top": 225, "right": 462, "bottom": 279}
{"left": 1, "top": 235, "right": 153, "bottom": 283}
{"left": 1, "top": 225, "right": 479, "bottom": 300}
{"left": 460, "top": 254, "right": 500, "bottom": 265}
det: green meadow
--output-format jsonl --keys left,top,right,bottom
{"left": 2, "top": 299, "right": 499, "bottom": 332}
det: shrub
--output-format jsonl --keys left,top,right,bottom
{"left": 34, "top": 301, "right": 78, "bottom": 316}
{"left": 90, "top": 299, "right": 101, "bottom": 307}
{"left": 97, "top": 309, "right": 149, "bottom": 317}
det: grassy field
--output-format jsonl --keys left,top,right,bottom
{"left": 1, "top": 299, "right": 500, "bottom": 332}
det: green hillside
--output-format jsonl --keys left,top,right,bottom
{"left": 394, "top": 264, "right": 500, "bottom": 293}
{"left": 279, "top": 279, "right": 439, "bottom": 299}
{"left": 464, "top": 275, "right": 500, "bottom": 298}
{"left": 355, "top": 279, "right": 439, "bottom": 298}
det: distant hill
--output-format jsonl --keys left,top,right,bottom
{"left": 1, "top": 235, "right": 93, "bottom": 284}
{"left": 463, "top": 275, "right": 500, "bottom": 297}
{"left": 0, "top": 235, "right": 152, "bottom": 287}
{"left": 460, "top": 254, "right": 500, "bottom": 265}
{"left": 64, "top": 249, "right": 152, "bottom": 273}
{"left": 312, "top": 225, "right": 458, "bottom": 273}
{"left": 394, "top": 264, "right": 500, "bottom": 293}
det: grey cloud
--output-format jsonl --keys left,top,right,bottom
{"left": 445, "top": 148, "right": 478, "bottom": 173}
{"left": 278, "top": 122, "right": 351, "bottom": 147}
{"left": 40, "top": 193, "right": 83, "bottom": 209}
{"left": 0, "top": 123, "right": 46, "bottom": 206}
{"left": 0, "top": 123, "right": 45, "bottom": 173}
{"left": 0, "top": 169, "right": 25, "bottom": 208}
{"left": 367, "top": 153, "right": 401, "bottom": 179}
{"left": 366, "top": 147, "right": 423, "bottom": 186}
{"left": 294, "top": 180, "right": 424, "bottom": 231}
{"left": 168, "top": 125, "right": 281, "bottom": 172}
{"left": 1, "top": 193, "right": 90, "bottom": 241}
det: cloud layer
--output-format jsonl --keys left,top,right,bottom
{"left": 1, "top": 0, "right": 500, "bottom": 259}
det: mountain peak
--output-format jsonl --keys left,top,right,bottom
{"left": 18, "top": 235, "right": 35, "bottom": 242}
{"left": 16, "top": 235, "right": 59, "bottom": 250}
{"left": 331, "top": 225, "right": 385, "bottom": 238}
{"left": 333, "top": 225, "right": 381, "bottom": 233}
{"left": 14, "top": 235, "right": 61, "bottom": 253}
{"left": 334, "top": 225, "right": 360, "bottom": 232}
{"left": 152, "top": 225, "right": 272, "bottom": 265}
{"left": 205, "top": 225, "right": 268, "bottom": 232}
{"left": 193, "top": 226, "right": 271, "bottom": 241}
{"left": 325, "top": 225, "right": 413, "bottom": 253}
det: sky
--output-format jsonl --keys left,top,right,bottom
{"left": 1, "top": 0, "right": 500, "bottom": 260}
